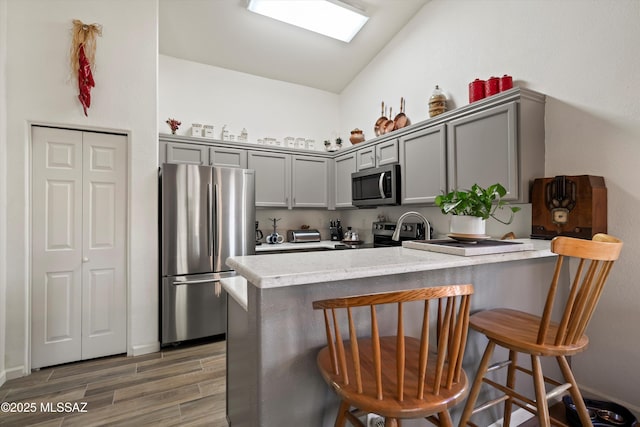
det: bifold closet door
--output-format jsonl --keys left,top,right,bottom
{"left": 31, "top": 126, "right": 127, "bottom": 369}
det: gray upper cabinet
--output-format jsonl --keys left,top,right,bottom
{"left": 334, "top": 152, "right": 357, "bottom": 208}
{"left": 248, "top": 151, "right": 328, "bottom": 208}
{"left": 165, "top": 142, "right": 208, "bottom": 165}
{"left": 210, "top": 146, "right": 248, "bottom": 169}
{"left": 399, "top": 124, "right": 447, "bottom": 205}
{"left": 248, "top": 151, "right": 290, "bottom": 208}
{"left": 291, "top": 155, "right": 328, "bottom": 208}
{"left": 356, "top": 145, "right": 375, "bottom": 170}
{"left": 447, "top": 101, "right": 519, "bottom": 200}
{"left": 356, "top": 139, "right": 398, "bottom": 171}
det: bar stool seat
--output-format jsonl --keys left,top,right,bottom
{"left": 469, "top": 308, "right": 589, "bottom": 357}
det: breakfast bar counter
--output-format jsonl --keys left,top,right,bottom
{"left": 224, "top": 239, "right": 563, "bottom": 427}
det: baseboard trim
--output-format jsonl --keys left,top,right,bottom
{"left": 5, "top": 365, "right": 26, "bottom": 381}
{"left": 130, "top": 341, "right": 160, "bottom": 357}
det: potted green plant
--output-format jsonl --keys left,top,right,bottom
{"left": 434, "top": 183, "right": 520, "bottom": 236}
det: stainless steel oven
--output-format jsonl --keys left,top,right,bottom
{"left": 372, "top": 221, "right": 426, "bottom": 247}
{"left": 351, "top": 164, "right": 401, "bottom": 207}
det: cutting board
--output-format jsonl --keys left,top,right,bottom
{"left": 403, "top": 239, "right": 534, "bottom": 256}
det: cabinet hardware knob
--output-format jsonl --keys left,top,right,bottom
{"left": 82, "top": 257, "right": 89, "bottom": 262}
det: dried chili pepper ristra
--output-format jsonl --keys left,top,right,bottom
{"left": 77, "top": 44, "right": 94, "bottom": 116}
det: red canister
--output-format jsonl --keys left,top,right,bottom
{"left": 468, "top": 79, "right": 485, "bottom": 103}
{"left": 499, "top": 74, "right": 513, "bottom": 92}
{"left": 485, "top": 76, "right": 500, "bottom": 97}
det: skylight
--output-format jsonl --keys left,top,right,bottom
{"left": 247, "top": 0, "right": 369, "bottom": 43}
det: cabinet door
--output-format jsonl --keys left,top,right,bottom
{"left": 356, "top": 145, "right": 376, "bottom": 171}
{"left": 376, "top": 139, "right": 399, "bottom": 166}
{"left": 248, "top": 151, "right": 290, "bottom": 208}
{"left": 334, "top": 153, "right": 356, "bottom": 208}
{"left": 291, "top": 155, "right": 328, "bottom": 208}
{"left": 447, "top": 102, "right": 518, "bottom": 200}
{"left": 399, "top": 125, "right": 447, "bottom": 205}
{"left": 210, "top": 146, "right": 248, "bottom": 168}
{"left": 165, "top": 142, "right": 208, "bottom": 165}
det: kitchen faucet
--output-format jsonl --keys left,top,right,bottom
{"left": 392, "top": 211, "right": 431, "bottom": 241}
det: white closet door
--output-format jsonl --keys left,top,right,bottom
{"left": 81, "top": 131, "right": 127, "bottom": 359}
{"left": 31, "top": 127, "right": 127, "bottom": 369}
{"left": 32, "top": 127, "right": 84, "bottom": 368}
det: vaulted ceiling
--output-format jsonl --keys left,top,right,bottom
{"left": 159, "top": 0, "right": 429, "bottom": 93}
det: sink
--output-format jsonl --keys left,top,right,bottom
{"left": 403, "top": 239, "right": 534, "bottom": 256}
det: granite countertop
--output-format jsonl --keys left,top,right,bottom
{"left": 227, "top": 239, "right": 554, "bottom": 290}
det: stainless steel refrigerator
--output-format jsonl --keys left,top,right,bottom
{"left": 160, "top": 163, "right": 255, "bottom": 345}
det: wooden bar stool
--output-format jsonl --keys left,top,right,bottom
{"left": 313, "top": 284, "right": 474, "bottom": 427}
{"left": 459, "top": 234, "right": 623, "bottom": 427}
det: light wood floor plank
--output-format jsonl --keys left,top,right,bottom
{"left": 0, "top": 340, "right": 229, "bottom": 427}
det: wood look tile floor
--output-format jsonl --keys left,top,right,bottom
{"left": 0, "top": 340, "right": 228, "bottom": 427}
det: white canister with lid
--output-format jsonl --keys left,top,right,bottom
{"left": 191, "top": 123, "right": 203, "bottom": 137}
{"left": 203, "top": 125, "right": 214, "bottom": 138}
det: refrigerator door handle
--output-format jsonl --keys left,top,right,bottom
{"left": 207, "top": 183, "right": 213, "bottom": 257}
{"left": 172, "top": 278, "right": 220, "bottom": 285}
{"left": 213, "top": 183, "right": 219, "bottom": 258}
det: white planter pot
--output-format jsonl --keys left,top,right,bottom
{"left": 449, "top": 215, "right": 486, "bottom": 235}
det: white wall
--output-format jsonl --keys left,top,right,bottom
{"left": 159, "top": 55, "right": 340, "bottom": 149}
{"left": 3, "top": 0, "right": 159, "bottom": 376}
{"left": 340, "top": 0, "right": 639, "bottom": 410}
{"left": 0, "top": 0, "right": 8, "bottom": 387}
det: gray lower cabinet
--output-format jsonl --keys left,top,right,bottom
{"left": 210, "top": 146, "right": 247, "bottom": 168}
{"left": 356, "top": 139, "right": 398, "bottom": 170}
{"left": 447, "top": 102, "right": 519, "bottom": 200}
{"left": 291, "top": 155, "right": 328, "bottom": 208}
{"left": 399, "top": 124, "right": 447, "bottom": 205}
{"left": 248, "top": 151, "right": 291, "bottom": 208}
{"left": 334, "top": 152, "right": 357, "bottom": 208}
{"left": 165, "top": 141, "right": 208, "bottom": 165}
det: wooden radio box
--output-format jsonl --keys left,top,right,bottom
{"left": 531, "top": 175, "right": 607, "bottom": 240}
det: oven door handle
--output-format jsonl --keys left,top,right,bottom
{"left": 378, "top": 172, "right": 386, "bottom": 199}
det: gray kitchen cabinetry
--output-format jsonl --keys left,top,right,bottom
{"left": 165, "top": 141, "right": 208, "bottom": 165}
{"left": 399, "top": 124, "right": 447, "bottom": 205}
{"left": 356, "top": 139, "right": 398, "bottom": 171}
{"left": 447, "top": 99, "right": 544, "bottom": 202}
{"left": 210, "top": 146, "right": 247, "bottom": 168}
{"left": 248, "top": 151, "right": 329, "bottom": 209}
{"left": 248, "top": 151, "right": 291, "bottom": 208}
{"left": 333, "top": 152, "right": 357, "bottom": 208}
{"left": 163, "top": 141, "right": 247, "bottom": 168}
{"left": 291, "top": 155, "right": 328, "bottom": 208}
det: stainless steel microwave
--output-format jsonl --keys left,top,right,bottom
{"left": 351, "top": 163, "right": 401, "bottom": 207}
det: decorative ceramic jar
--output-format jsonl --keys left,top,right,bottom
{"left": 349, "top": 129, "right": 365, "bottom": 144}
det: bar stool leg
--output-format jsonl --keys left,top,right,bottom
{"left": 531, "top": 355, "right": 551, "bottom": 427}
{"left": 335, "top": 400, "right": 349, "bottom": 427}
{"left": 557, "top": 355, "right": 594, "bottom": 427}
{"left": 502, "top": 350, "right": 518, "bottom": 427}
{"left": 459, "top": 340, "right": 496, "bottom": 425}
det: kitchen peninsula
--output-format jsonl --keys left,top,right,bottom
{"left": 223, "top": 240, "right": 565, "bottom": 427}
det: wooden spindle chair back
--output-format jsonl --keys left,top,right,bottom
{"left": 313, "top": 284, "right": 474, "bottom": 426}
{"left": 538, "top": 233, "right": 623, "bottom": 347}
